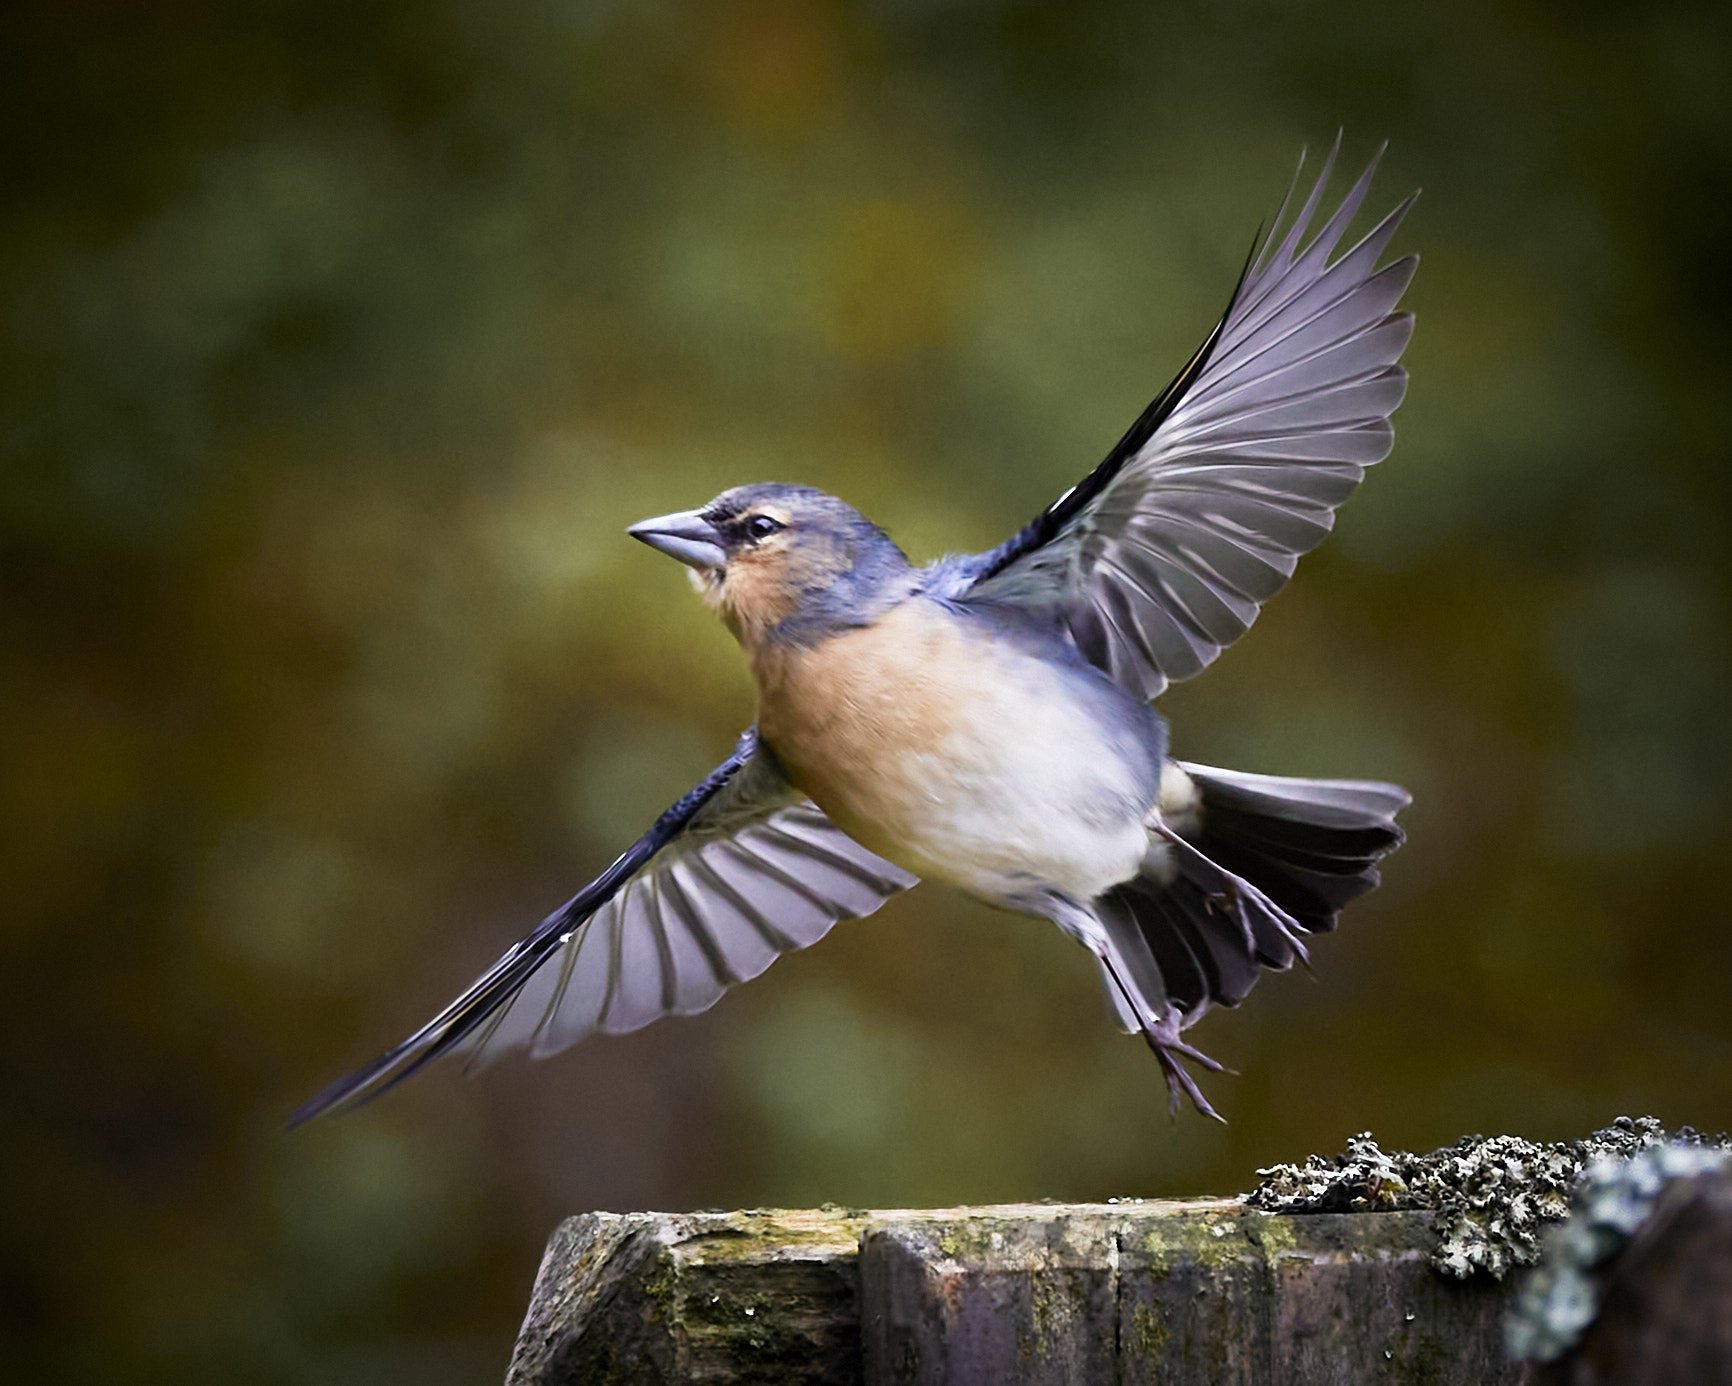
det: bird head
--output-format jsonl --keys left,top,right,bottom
{"left": 629, "top": 483, "right": 913, "bottom": 645}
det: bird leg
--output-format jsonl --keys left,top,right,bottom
{"left": 1096, "top": 946, "right": 1230, "bottom": 1122}
{"left": 1151, "top": 823, "right": 1311, "bottom": 969}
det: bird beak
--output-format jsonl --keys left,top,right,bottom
{"left": 627, "top": 509, "right": 727, "bottom": 570}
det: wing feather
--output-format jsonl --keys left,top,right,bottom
{"left": 289, "top": 730, "right": 917, "bottom": 1122}
{"left": 952, "top": 139, "right": 1417, "bottom": 700}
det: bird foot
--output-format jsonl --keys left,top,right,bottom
{"left": 1153, "top": 824, "right": 1311, "bottom": 969}
{"left": 1143, "top": 1008, "right": 1231, "bottom": 1123}
{"left": 1201, "top": 881, "right": 1257, "bottom": 949}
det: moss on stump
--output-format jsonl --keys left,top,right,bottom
{"left": 506, "top": 1200, "right": 1516, "bottom": 1384}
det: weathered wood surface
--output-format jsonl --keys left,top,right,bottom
{"left": 507, "top": 1208, "right": 870, "bottom": 1384}
{"left": 507, "top": 1200, "right": 1519, "bottom": 1384}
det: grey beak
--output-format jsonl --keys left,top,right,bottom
{"left": 627, "top": 508, "right": 727, "bottom": 570}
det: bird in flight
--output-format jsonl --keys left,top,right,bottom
{"left": 293, "top": 140, "right": 1416, "bottom": 1125}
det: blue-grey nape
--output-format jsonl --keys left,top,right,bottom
{"left": 714, "top": 484, "right": 921, "bottom": 645}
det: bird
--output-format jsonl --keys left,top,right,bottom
{"left": 291, "top": 139, "right": 1416, "bottom": 1126}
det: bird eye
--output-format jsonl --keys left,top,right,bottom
{"left": 744, "top": 514, "right": 783, "bottom": 541}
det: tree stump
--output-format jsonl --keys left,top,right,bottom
{"left": 506, "top": 1200, "right": 1518, "bottom": 1384}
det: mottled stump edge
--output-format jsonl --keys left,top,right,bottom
{"left": 507, "top": 1200, "right": 1520, "bottom": 1385}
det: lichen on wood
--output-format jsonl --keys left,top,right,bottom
{"left": 1507, "top": 1143, "right": 1732, "bottom": 1369}
{"left": 1245, "top": 1115, "right": 1729, "bottom": 1280}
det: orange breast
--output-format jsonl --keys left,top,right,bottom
{"left": 750, "top": 599, "right": 1156, "bottom": 899}
{"left": 753, "top": 601, "right": 961, "bottom": 857}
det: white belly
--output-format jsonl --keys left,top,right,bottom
{"left": 755, "top": 600, "right": 1159, "bottom": 903}
{"left": 874, "top": 720, "right": 1155, "bottom": 901}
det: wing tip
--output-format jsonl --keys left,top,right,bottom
{"left": 285, "top": 1055, "right": 392, "bottom": 1128}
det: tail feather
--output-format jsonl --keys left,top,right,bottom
{"left": 1179, "top": 761, "right": 1408, "bottom": 935}
{"left": 1096, "top": 761, "right": 1408, "bottom": 1033}
{"left": 1178, "top": 766, "right": 1412, "bottom": 820}
{"left": 1196, "top": 810, "right": 1396, "bottom": 863}
{"left": 1109, "top": 872, "right": 1263, "bottom": 1012}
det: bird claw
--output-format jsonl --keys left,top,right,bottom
{"left": 1203, "top": 885, "right": 1257, "bottom": 949}
{"left": 1090, "top": 916, "right": 1235, "bottom": 1122}
{"left": 1143, "top": 1009, "right": 1230, "bottom": 1123}
{"left": 1210, "top": 882, "right": 1311, "bottom": 968}
{"left": 1153, "top": 822, "right": 1312, "bottom": 970}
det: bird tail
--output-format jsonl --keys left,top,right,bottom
{"left": 1177, "top": 761, "right": 1409, "bottom": 942}
{"left": 1091, "top": 763, "right": 1408, "bottom": 1115}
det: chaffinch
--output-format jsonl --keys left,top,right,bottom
{"left": 294, "top": 139, "right": 1415, "bottom": 1125}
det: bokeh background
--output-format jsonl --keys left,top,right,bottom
{"left": 5, "top": 0, "right": 1730, "bottom": 1380}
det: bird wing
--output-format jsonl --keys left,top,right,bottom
{"left": 950, "top": 140, "right": 1417, "bottom": 700}
{"left": 289, "top": 730, "right": 917, "bottom": 1123}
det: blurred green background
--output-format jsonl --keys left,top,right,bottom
{"left": 4, "top": 0, "right": 1730, "bottom": 1380}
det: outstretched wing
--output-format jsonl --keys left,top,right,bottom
{"left": 949, "top": 139, "right": 1417, "bottom": 700}
{"left": 289, "top": 730, "right": 916, "bottom": 1124}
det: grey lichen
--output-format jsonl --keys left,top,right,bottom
{"left": 1505, "top": 1140, "right": 1732, "bottom": 1363}
{"left": 1245, "top": 1116, "right": 1728, "bottom": 1280}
